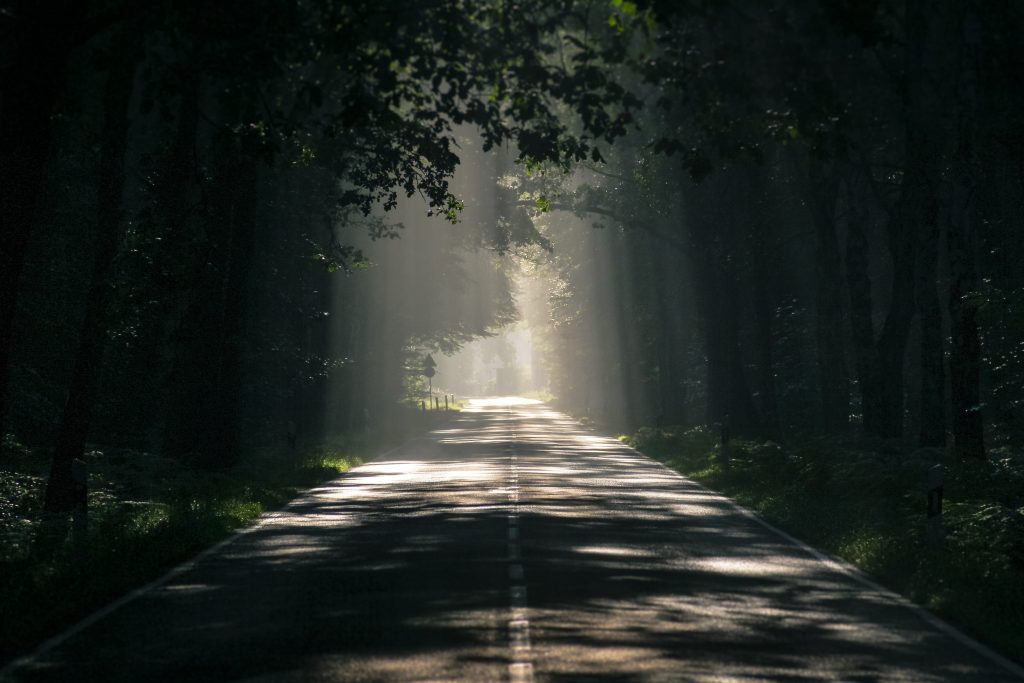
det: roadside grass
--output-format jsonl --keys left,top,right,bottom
{"left": 403, "top": 395, "right": 467, "bottom": 412}
{"left": 0, "top": 406, "right": 456, "bottom": 662}
{"left": 521, "top": 389, "right": 556, "bottom": 403}
{"left": 622, "top": 426, "right": 1024, "bottom": 665}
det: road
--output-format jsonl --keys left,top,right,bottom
{"left": 5, "top": 397, "right": 1022, "bottom": 682}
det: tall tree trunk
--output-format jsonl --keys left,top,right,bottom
{"left": 164, "top": 151, "right": 259, "bottom": 469}
{"left": 694, "top": 259, "right": 756, "bottom": 433}
{"left": 915, "top": 191, "right": 946, "bottom": 448}
{"left": 611, "top": 229, "right": 639, "bottom": 429}
{"left": 0, "top": 2, "right": 85, "bottom": 450}
{"left": 808, "top": 162, "right": 850, "bottom": 434}
{"left": 684, "top": 168, "right": 759, "bottom": 435}
{"left": 842, "top": 163, "right": 884, "bottom": 435}
{"left": 44, "top": 29, "right": 143, "bottom": 512}
{"left": 842, "top": 0, "right": 953, "bottom": 441}
{"left": 301, "top": 265, "right": 331, "bottom": 442}
{"left": 654, "top": 244, "right": 687, "bottom": 425}
{"left": 948, "top": 2, "right": 985, "bottom": 459}
{"left": 875, "top": 169, "right": 920, "bottom": 440}
{"left": 208, "top": 157, "right": 259, "bottom": 466}
{"left": 903, "top": 0, "right": 956, "bottom": 447}
{"left": 753, "top": 254, "right": 780, "bottom": 438}
{"left": 870, "top": 0, "right": 949, "bottom": 441}
{"left": 156, "top": 79, "right": 218, "bottom": 465}
{"left": 696, "top": 269, "right": 731, "bottom": 428}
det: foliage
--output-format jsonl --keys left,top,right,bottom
{"left": 976, "top": 282, "right": 1024, "bottom": 442}
{"left": 0, "top": 412, "right": 467, "bottom": 659}
{"left": 624, "top": 427, "right": 1024, "bottom": 663}
{"left": 3, "top": 0, "right": 1024, "bottom": 669}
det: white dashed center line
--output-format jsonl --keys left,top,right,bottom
{"left": 506, "top": 411, "right": 534, "bottom": 683}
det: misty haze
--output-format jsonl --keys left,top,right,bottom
{"left": 2, "top": 1, "right": 1024, "bottom": 681}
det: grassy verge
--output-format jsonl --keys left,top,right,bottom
{"left": 0, "top": 407, "right": 456, "bottom": 662}
{"left": 621, "top": 426, "right": 1024, "bottom": 665}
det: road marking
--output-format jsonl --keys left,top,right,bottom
{"left": 0, "top": 436, "right": 421, "bottom": 680}
{"left": 625, "top": 442, "right": 1024, "bottom": 681}
{"left": 506, "top": 409, "right": 534, "bottom": 683}
{"left": 509, "top": 662, "right": 534, "bottom": 683}
{"left": 509, "top": 619, "right": 531, "bottom": 650}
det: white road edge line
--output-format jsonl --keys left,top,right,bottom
{"left": 0, "top": 438, "right": 419, "bottom": 680}
{"left": 620, "top": 440, "right": 1024, "bottom": 681}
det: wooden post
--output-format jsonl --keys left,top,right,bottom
{"left": 420, "top": 400, "right": 425, "bottom": 412}
{"left": 445, "top": 394, "right": 449, "bottom": 411}
{"left": 434, "top": 396, "right": 439, "bottom": 410}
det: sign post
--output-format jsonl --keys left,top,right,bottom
{"left": 423, "top": 354, "right": 437, "bottom": 406}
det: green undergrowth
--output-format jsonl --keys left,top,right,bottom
{"left": 521, "top": 389, "right": 556, "bottom": 403}
{"left": 0, "top": 412, "right": 453, "bottom": 663}
{"left": 403, "top": 396, "right": 467, "bottom": 413}
{"left": 622, "top": 425, "right": 1024, "bottom": 665}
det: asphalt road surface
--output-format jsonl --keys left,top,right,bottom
{"left": 5, "top": 398, "right": 1023, "bottom": 682}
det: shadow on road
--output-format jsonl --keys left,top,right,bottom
{"left": 9, "top": 402, "right": 1019, "bottom": 682}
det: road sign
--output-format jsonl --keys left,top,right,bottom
{"left": 423, "top": 354, "right": 437, "bottom": 397}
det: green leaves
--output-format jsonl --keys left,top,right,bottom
{"left": 611, "top": 0, "right": 639, "bottom": 16}
{"left": 443, "top": 195, "right": 465, "bottom": 224}
{"left": 306, "top": 237, "right": 367, "bottom": 275}
{"left": 609, "top": 0, "right": 640, "bottom": 32}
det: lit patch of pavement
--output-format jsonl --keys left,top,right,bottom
{"left": 4, "top": 398, "right": 1021, "bottom": 682}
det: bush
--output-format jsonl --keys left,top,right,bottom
{"left": 0, "top": 440, "right": 365, "bottom": 662}
{"left": 627, "top": 425, "right": 1024, "bottom": 665}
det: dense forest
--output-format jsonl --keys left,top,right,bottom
{"left": 3, "top": 0, "right": 1024, "bottom": 665}
{"left": 527, "top": 1, "right": 1024, "bottom": 456}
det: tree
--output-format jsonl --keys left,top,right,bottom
{"left": 1, "top": 1, "right": 91, "bottom": 450}
{"left": 44, "top": 26, "right": 145, "bottom": 511}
